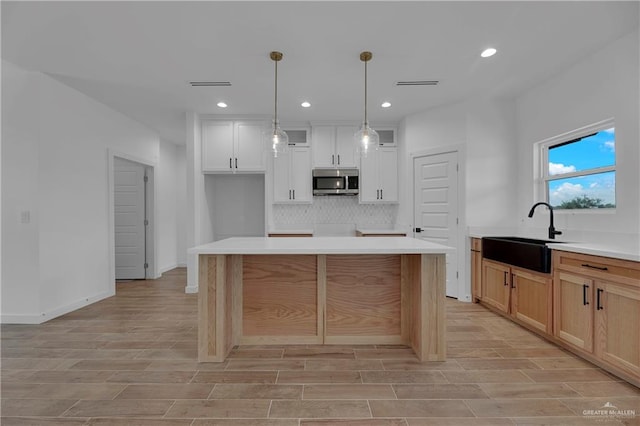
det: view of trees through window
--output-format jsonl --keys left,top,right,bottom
{"left": 546, "top": 127, "right": 616, "bottom": 209}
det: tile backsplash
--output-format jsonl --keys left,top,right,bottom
{"left": 273, "top": 196, "right": 398, "bottom": 231}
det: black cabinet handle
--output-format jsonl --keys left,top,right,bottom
{"left": 292, "top": 189, "right": 295, "bottom": 199}
{"left": 380, "top": 189, "right": 383, "bottom": 199}
{"left": 511, "top": 273, "right": 515, "bottom": 289}
{"left": 235, "top": 158, "right": 238, "bottom": 168}
{"left": 503, "top": 271, "right": 509, "bottom": 286}
{"left": 583, "top": 284, "right": 589, "bottom": 305}
{"left": 582, "top": 263, "right": 608, "bottom": 271}
{"left": 376, "top": 190, "right": 380, "bottom": 200}
{"left": 332, "top": 154, "right": 335, "bottom": 165}
{"left": 229, "top": 158, "right": 232, "bottom": 169}
{"left": 597, "top": 288, "right": 604, "bottom": 310}
{"left": 289, "top": 190, "right": 291, "bottom": 200}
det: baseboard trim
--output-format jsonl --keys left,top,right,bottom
{"left": 1, "top": 289, "right": 114, "bottom": 324}
{"left": 159, "top": 263, "right": 179, "bottom": 274}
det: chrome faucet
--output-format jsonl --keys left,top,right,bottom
{"left": 528, "top": 202, "right": 562, "bottom": 240}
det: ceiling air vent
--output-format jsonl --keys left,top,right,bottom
{"left": 189, "top": 81, "right": 232, "bottom": 87}
{"left": 395, "top": 80, "right": 439, "bottom": 86}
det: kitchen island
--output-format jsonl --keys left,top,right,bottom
{"left": 189, "top": 237, "right": 452, "bottom": 362}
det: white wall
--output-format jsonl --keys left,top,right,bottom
{"left": 205, "top": 174, "right": 265, "bottom": 241}
{"left": 1, "top": 60, "right": 176, "bottom": 323}
{"left": 399, "top": 98, "right": 518, "bottom": 230}
{"left": 158, "top": 139, "right": 179, "bottom": 273}
{"left": 175, "top": 145, "right": 188, "bottom": 267}
{"left": 1, "top": 61, "right": 41, "bottom": 318}
{"left": 515, "top": 29, "right": 640, "bottom": 243}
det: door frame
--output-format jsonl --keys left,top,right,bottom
{"left": 410, "top": 144, "right": 469, "bottom": 301}
{"left": 108, "top": 149, "right": 158, "bottom": 292}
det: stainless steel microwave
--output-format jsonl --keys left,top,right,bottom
{"left": 312, "top": 168, "right": 359, "bottom": 196}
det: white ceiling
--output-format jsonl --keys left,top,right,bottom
{"left": 2, "top": 1, "right": 638, "bottom": 145}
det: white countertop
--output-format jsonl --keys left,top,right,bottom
{"left": 189, "top": 236, "right": 453, "bottom": 255}
{"left": 468, "top": 228, "right": 640, "bottom": 262}
{"left": 268, "top": 229, "right": 314, "bottom": 235}
{"left": 548, "top": 241, "right": 640, "bottom": 262}
{"left": 356, "top": 228, "right": 408, "bottom": 235}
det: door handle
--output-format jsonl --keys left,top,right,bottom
{"left": 229, "top": 158, "right": 232, "bottom": 169}
{"left": 414, "top": 227, "right": 422, "bottom": 233}
{"left": 380, "top": 189, "right": 383, "bottom": 200}
{"left": 597, "top": 288, "right": 604, "bottom": 310}
{"left": 583, "top": 284, "right": 589, "bottom": 305}
{"left": 337, "top": 154, "right": 340, "bottom": 165}
{"left": 332, "top": 154, "right": 335, "bottom": 165}
{"left": 376, "top": 190, "right": 379, "bottom": 199}
{"left": 292, "top": 190, "right": 295, "bottom": 200}
{"left": 289, "top": 190, "right": 291, "bottom": 200}
{"left": 503, "top": 271, "right": 509, "bottom": 286}
{"left": 235, "top": 158, "right": 238, "bottom": 168}
{"left": 510, "top": 273, "right": 515, "bottom": 288}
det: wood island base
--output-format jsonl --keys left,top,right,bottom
{"left": 198, "top": 253, "right": 446, "bottom": 363}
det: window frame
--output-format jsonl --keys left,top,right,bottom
{"left": 535, "top": 118, "right": 616, "bottom": 212}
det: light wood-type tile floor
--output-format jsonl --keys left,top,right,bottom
{"left": 2, "top": 268, "right": 639, "bottom": 425}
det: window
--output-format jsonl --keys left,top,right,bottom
{"left": 540, "top": 121, "right": 615, "bottom": 210}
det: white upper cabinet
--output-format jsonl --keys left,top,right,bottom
{"left": 359, "top": 147, "right": 398, "bottom": 203}
{"left": 312, "top": 125, "right": 357, "bottom": 168}
{"left": 202, "top": 120, "right": 266, "bottom": 173}
{"left": 375, "top": 127, "right": 397, "bottom": 147}
{"left": 273, "top": 147, "right": 312, "bottom": 204}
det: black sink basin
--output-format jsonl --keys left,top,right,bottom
{"left": 481, "top": 236, "right": 564, "bottom": 273}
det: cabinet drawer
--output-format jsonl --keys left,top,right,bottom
{"left": 471, "top": 238, "right": 482, "bottom": 252}
{"left": 553, "top": 250, "right": 640, "bottom": 287}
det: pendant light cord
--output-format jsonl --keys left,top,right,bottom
{"left": 364, "top": 59, "right": 368, "bottom": 125}
{"left": 274, "top": 59, "right": 278, "bottom": 125}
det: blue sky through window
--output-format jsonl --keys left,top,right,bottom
{"left": 547, "top": 128, "right": 615, "bottom": 208}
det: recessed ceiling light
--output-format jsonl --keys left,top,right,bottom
{"left": 301, "top": 101, "right": 311, "bottom": 108}
{"left": 481, "top": 48, "right": 497, "bottom": 58}
{"left": 217, "top": 102, "right": 228, "bottom": 108}
{"left": 381, "top": 101, "right": 391, "bottom": 108}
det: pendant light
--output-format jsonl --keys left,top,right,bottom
{"left": 267, "top": 51, "right": 288, "bottom": 158}
{"left": 355, "top": 51, "right": 379, "bottom": 157}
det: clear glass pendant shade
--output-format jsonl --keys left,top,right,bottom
{"left": 355, "top": 51, "right": 378, "bottom": 158}
{"left": 355, "top": 122, "right": 379, "bottom": 158}
{"left": 266, "top": 120, "right": 289, "bottom": 158}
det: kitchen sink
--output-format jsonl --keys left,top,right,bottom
{"left": 481, "top": 236, "right": 565, "bottom": 273}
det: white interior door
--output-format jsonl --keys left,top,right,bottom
{"left": 114, "top": 157, "right": 147, "bottom": 279}
{"left": 414, "top": 151, "right": 459, "bottom": 298}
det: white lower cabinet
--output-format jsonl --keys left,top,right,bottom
{"left": 359, "top": 147, "right": 398, "bottom": 203}
{"left": 273, "top": 147, "right": 312, "bottom": 203}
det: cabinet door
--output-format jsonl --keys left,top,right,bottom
{"left": 335, "top": 126, "right": 358, "bottom": 167}
{"left": 312, "top": 126, "right": 336, "bottom": 168}
{"left": 595, "top": 281, "right": 640, "bottom": 377}
{"left": 358, "top": 148, "right": 379, "bottom": 203}
{"left": 512, "top": 268, "right": 552, "bottom": 333}
{"left": 273, "top": 149, "right": 291, "bottom": 203}
{"left": 235, "top": 122, "right": 266, "bottom": 171}
{"left": 289, "top": 147, "right": 312, "bottom": 203}
{"left": 378, "top": 148, "right": 398, "bottom": 202}
{"left": 202, "top": 121, "right": 234, "bottom": 172}
{"left": 481, "top": 260, "right": 511, "bottom": 313}
{"left": 471, "top": 239, "right": 482, "bottom": 302}
{"left": 554, "top": 271, "right": 594, "bottom": 352}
